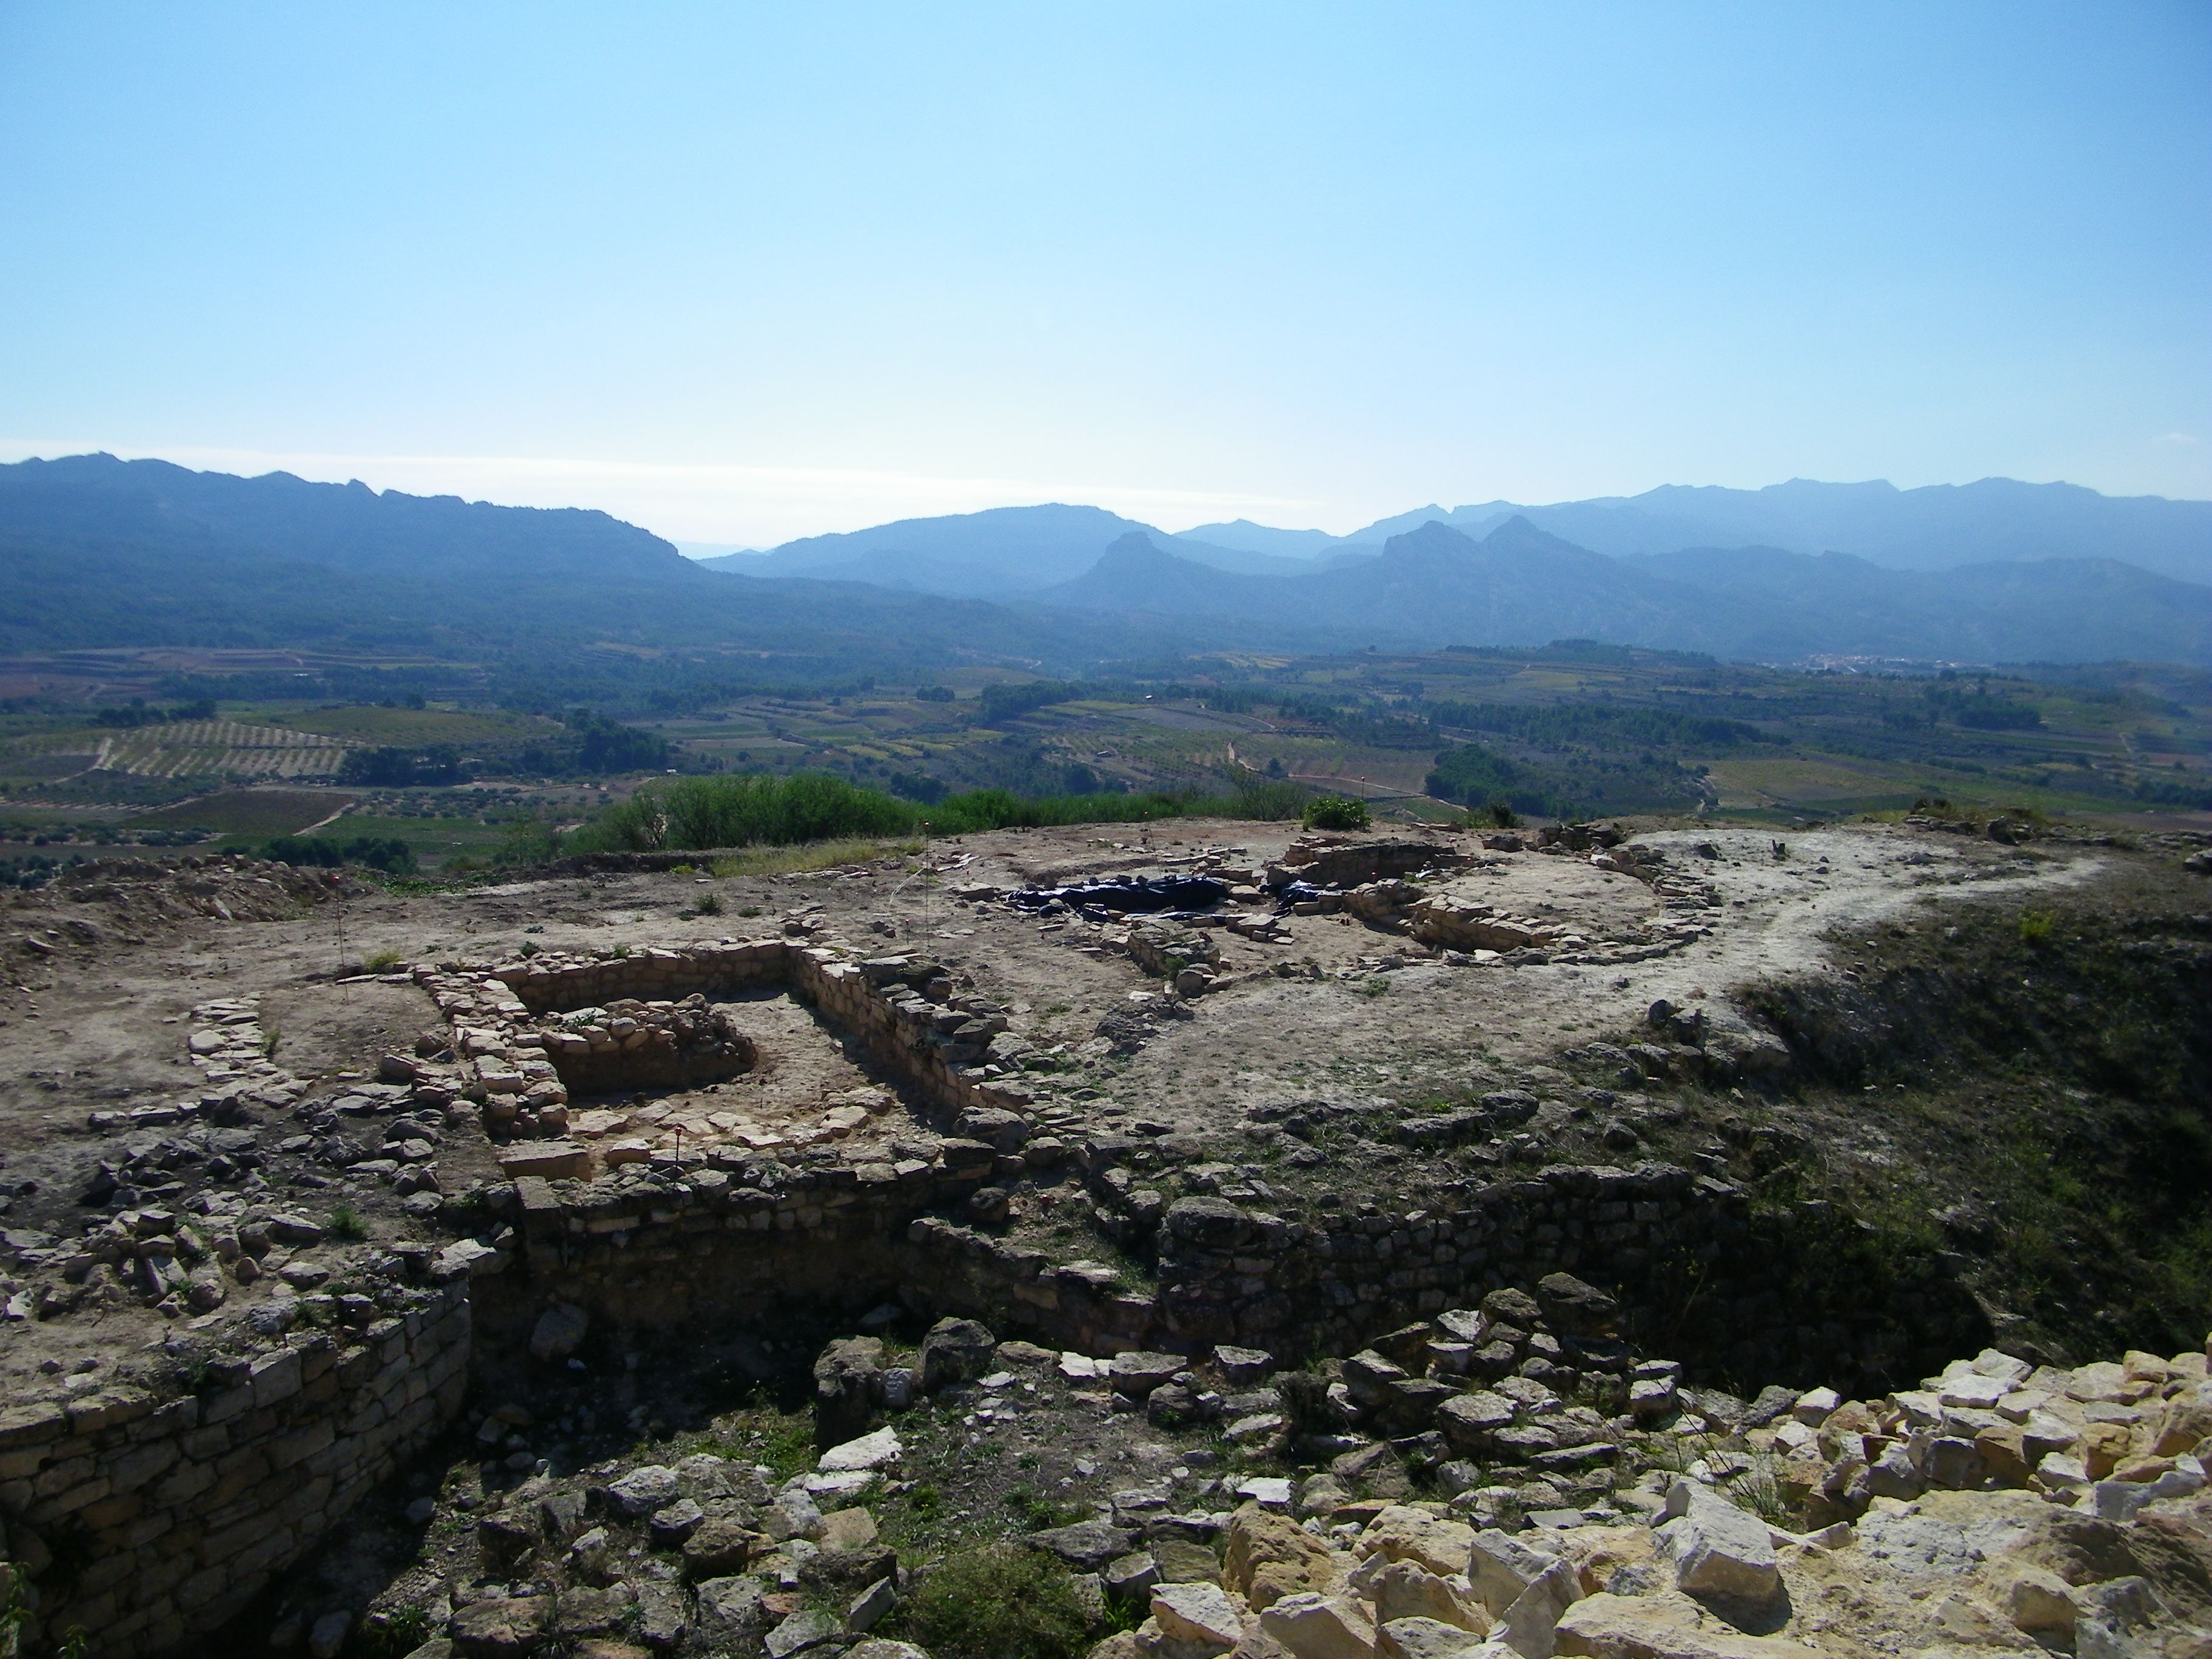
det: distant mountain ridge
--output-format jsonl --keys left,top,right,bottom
{"left": 729, "top": 503, "right": 1316, "bottom": 594}
{"left": 1045, "top": 520, "right": 2212, "bottom": 665}
{"left": 717, "top": 476, "right": 2211, "bottom": 597}
{"left": 0, "top": 451, "right": 691, "bottom": 583}
{"left": 1, "top": 454, "right": 2207, "bottom": 668}
{"left": 1228, "top": 477, "right": 2212, "bottom": 586}
{"left": 0, "top": 453, "right": 1166, "bottom": 670}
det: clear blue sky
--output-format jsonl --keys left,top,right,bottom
{"left": 2, "top": 2, "right": 2207, "bottom": 545}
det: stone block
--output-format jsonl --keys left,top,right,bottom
{"left": 1259, "top": 1591, "right": 1377, "bottom": 1659}
{"left": 1151, "top": 1582, "right": 1244, "bottom": 1650}
{"left": 1654, "top": 1483, "right": 1778, "bottom": 1601}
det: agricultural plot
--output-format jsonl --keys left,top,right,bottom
{"left": 632, "top": 647, "right": 2212, "bottom": 830}
{"left": 90, "top": 719, "right": 353, "bottom": 779}
{"left": 325, "top": 809, "right": 518, "bottom": 870}
{"left": 135, "top": 787, "right": 356, "bottom": 839}
{"left": 261, "top": 703, "right": 546, "bottom": 746}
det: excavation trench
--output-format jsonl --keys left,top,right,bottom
{"left": 21, "top": 937, "right": 2003, "bottom": 1657}
{"left": 452, "top": 939, "right": 1994, "bottom": 1392}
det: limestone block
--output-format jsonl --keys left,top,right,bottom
{"left": 1259, "top": 1591, "right": 1377, "bottom": 1659}
{"left": 1653, "top": 1483, "right": 1778, "bottom": 1601}
{"left": 1493, "top": 1557, "right": 1582, "bottom": 1658}
{"left": 1356, "top": 1507, "right": 1476, "bottom": 1579}
{"left": 1372, "top": 1562, "right": 1489, "bottom": 1634}
{"left": 1379, "top": 1618, "right": 1492, "bottom": 1658}
{"left": 1151, "top": 1581, "right": 1244, "bottom": 1650}
{"left": 602, "top": 1465, "right": 679, "bottom": 1519}
{"left": 1222, "top": 1499, "right": 1339, "bottom": 1609}
{"left": 817, "top": 1428, "right": 900, "bottom": 1473}
{"left": 2001, "top": 1565, "right": 2076, "bottom": 1635}
{"left": 1553, "top": 1592, "right": 1819, "bottom": 1657}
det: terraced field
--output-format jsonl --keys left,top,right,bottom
{"left": 90, "top": 719, "right": 353, "bottom": 779}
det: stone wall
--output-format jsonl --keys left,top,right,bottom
{"left": 438, "top": 939, "right": 1039, "bottom": 1148}
{"left": 1139, "top": 1164, "right": 1991, "bottom": 1394}
{"left": 0, "top": 1279, "right": 471, "bottom": 1655}
{"left": 476, "top": 1133, "right": 1984, "bottom": 1400}
{"left": 534, "top": 997, "right": 757, "bottom": 1096}
{"left": 476, "top": 1155, "right": 1160, "bottom": 1360}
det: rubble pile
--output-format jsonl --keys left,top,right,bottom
{"left": 45, "top": 852, "right": 358, "bottom": 930}
{"left": 2, "top": 996, "right": 466, "bottom": 1333}
{"left": 83, "top": 995, "right": 310, "bottom": 1130}
{"left": 1081, "top": 1313, "right": 2212, "bottom": 1659}
{"left": 1122, "top": 922, "right": 1227, "bottom": 997}
{"left": 1242, "top": 830, "right": 1726, "bottom": 971}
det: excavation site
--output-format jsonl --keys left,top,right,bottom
{"left": 1, "top": 816, "right": 2208, "bottom": 1659}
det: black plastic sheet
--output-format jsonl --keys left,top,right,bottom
{"left": 1004, "top": 874, "right": 1230, "bottom": 913}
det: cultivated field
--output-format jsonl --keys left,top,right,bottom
{"left": 91, "top": 719, "right": 353, "bottom": 779}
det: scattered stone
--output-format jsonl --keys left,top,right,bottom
{"left": 1259, "top": 1590, "right": 1378, "bottom": 1659}
{"left": 1470, "top": 1529, "right": 1563, "bottom": 1615}
{"left": 918, "top": 1317, "right": 996, "bottom": 1392}
{"left": 1553, "top": 1592, "right": 1819, "bottom": 1657}
{"left": 1215, "top": 1345, "right": 1275, "bottom": 1384}
{"left": 1150, "top": 1582, "right": 1244, "bottom": 1650}
{"left": 1235, "top": 1475, "right": 1293, "bottom": 1510}
{"left": 1026, "top": 1516, "right": 1136, "bottom": 1571}
{"left": 693, "top": 1575, "right": 768, "bottom": 1643}
{"left": 817, "top": 1506, "right": 879, "bottom": 1552}
{"left": 765, "top": 1606, "right": 842, "bottom": 1658}
{"left": 1379, "top": 1616, "right": 1492, "bottom": 1658}
{"left": 1655, "top": 1481, "right": 1779, "bottom": 1601}
{"left": 1153, "top": 1537, "right": 1225, "bottom": 1586}
{"left": 1359, "top": 1507, "right": 1478, "bottom": 1580}
{"left": 846, "top": 1575, "right": 897, "bottom": 1634}
{"left": 818, "top": 1427, "right": 902, "bottom": 1472}
{"left": 602, "top": 1465, "right": 680, "bottom": 1520}
{"left": 1223, "top": 1500, "right": 1340, "bottom": 1609}
{"left": 529, "top": 1302, "right": 589, "bottom": 1363}
{"left": 1111, "top": 1351, "right": 1188, "bottom": 1395}
{"left": 1372, "top": 1560, "right": 1489, "bottom": 1635}
{"left": 447, "top": 1597, "right": 547, "bottom": 1657}
{"left": 647, "top": 1498, "right": 705, "bottom": 1546}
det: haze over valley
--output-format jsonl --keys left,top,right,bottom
{"left": 6, "top": 454, "right": 2208, "bottom": 669}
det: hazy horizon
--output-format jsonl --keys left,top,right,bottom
{"left": 5, "top": 446, "right": 2211, "bottom": 556}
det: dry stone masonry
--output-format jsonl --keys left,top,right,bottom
{"left": 0, "top": 1276, "right": 469, "bottom": 1655}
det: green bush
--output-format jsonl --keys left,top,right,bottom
{"left": 2019, "top": 908, "right": 2056, "bottom": 945}
{"left": 569, "top": 768, "right": 1310, "bottom": 854}
{"left": 890, "top": 1546, "right": 1093, "bottom": 1659}
{"left": 263, "top": 834, "right": 417, "bottom": 874}
{"left": 493, "top": 814, "right": 563, "bottom": 868}
{"left": 1302, "top": 794, "right": 1371, "bottom": 831}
